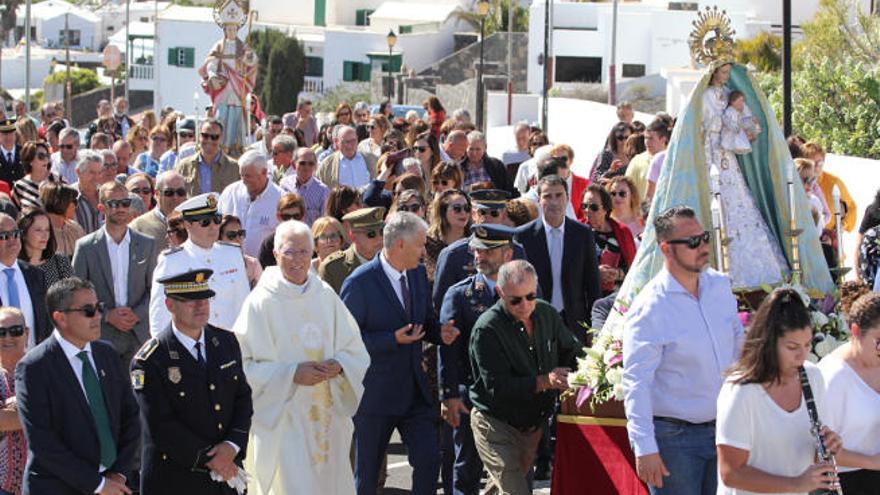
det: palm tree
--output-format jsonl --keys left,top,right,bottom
{"left": 452, "top": 0, "right": 529, "bottom": 37}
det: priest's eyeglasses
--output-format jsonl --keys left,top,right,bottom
{"left": 666, "top": 231, "right": 711, "bottom": 249}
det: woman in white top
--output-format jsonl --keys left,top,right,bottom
{"left": 818, "top": 288, "right": 880, "bottom": 494}
{"left": 716, "top": 287, "right": 844, "bottom": 495}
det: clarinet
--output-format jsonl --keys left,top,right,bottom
{"left": 798, "top": 366, "right": 843, "bottom": 495}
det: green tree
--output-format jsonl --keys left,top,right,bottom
{"left": 43, "top": 68, "right": 102, "bottom": 96}
{"left": 734, "top": 32, "right": 781, "bottom": 72}
{"left": 453, "top": 0, "right": 529, "bottom": 36}
{"left": 798, "top": 0, "right": 880, "bottom": 68}
{"left": 262, "top": 35, "right": 305, "bottom": 115}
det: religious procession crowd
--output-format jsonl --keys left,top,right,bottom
{"left": 0, "top": 84, "right": 874, "bottom": 495}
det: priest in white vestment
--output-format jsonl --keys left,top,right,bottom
{"left": 233, "top": 220, "right": 370, "bottom": 494}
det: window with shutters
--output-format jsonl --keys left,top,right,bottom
{"left": 305, "top": 57, "right": 324, "bottom": 77}
{"left": 622, "top": 64, "right": 646, "bottom": 78}
{"left": 167, "top": 47, "right": 195, "bottom": 68}
{"left": 343, "top": 61, "right": 371, "bottom": 82}
{"left": 355, "top": 9, "right": 374, "bottom": 26}
{"left": 398, "top": 25, "right": 412, "bottom": 34}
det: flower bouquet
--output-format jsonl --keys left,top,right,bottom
{"left": 565, "top": 317, "right": 626, "bottom": 416}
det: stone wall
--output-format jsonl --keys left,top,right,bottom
{"left": 67, "top": 84, "right": 152, "bottom": 127}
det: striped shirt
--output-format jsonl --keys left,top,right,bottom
{"left": 462, "top": 161, "right": 492, "bottom": 191}
{"left": 72, "top": 182, "right": 103, "bottom": 234}
{"left": 280, "top": 175, "right": 330, "bottom": 226}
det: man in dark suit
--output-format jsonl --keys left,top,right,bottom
{"left": 131, "top": 268, "right": 252, "bottom": 494}
{"left": 516, "top": 173, "right": 601, "bottom": 342}
{"left": 0, "top": 212, "right": 51, "bottom": 345}
{"left": 460, "top": 131, "right": 514, "bottom": 194}
{"left": 340, "top": 211, "right": 459, "bottom": 495}
{"left": 0, "top": 118, "right": 23, "bottom": 188}
{"left": 16, "top": 277, "right": 140, "bottom": 495}
{"left": 73, "top": 181, "right": 157, "bottom": 367}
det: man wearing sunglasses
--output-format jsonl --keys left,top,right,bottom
{"left": 623, "top": 206, "right": 743, "bottom": 495}
{"left": 268, "top": 134, "right": 297, "bottom": 184}
{"left": 432, "top": 189, "right": 526, "bottom": 312}
{"left": 149, "top": 193, "right": 249, "bottom": 337}
{"left": 0, "top": 212, "right": 51, "bottom": 346}
{"left": 319, "top": 207, "right": 385, "bottom": 294}
{"left": 174, "top": 119, "right": 239, "bottom": 198}
{"left": 280, "top": 147, "right": 329, "bottom": 226}
{"left": 218, "top": 150, "right": 282, "bottom": 258}
{"left": 17, "top": 277, "right": 140, "bottom": 495}
{"left": 130, "top": 171, "right": 188, "bottom": 254}
{"left": 0, "top": 118, "right": 23, "bottom": 189}
{"left": 316, "top": 126, "right": 377, "bottom": 190}
{"left": 469, "top": 259, "right": 582, "bottom": 495}
{"left": 50, "top": 127, "right": 80, "bottom": 185}
{"left": 438, "top": 224, "right": 515, "bottom": 494}
{"left": 133, "top": 268, "right": 253, "bottom": 494}
{"left": 72, "top": 182, "right": 157, "bottom": 368}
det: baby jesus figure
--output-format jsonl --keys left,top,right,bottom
{"left": 721, "top": 90, "right": 762, "bottom": 155}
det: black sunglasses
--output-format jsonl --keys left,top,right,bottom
{"left": 189, "top": 214, "right": 223, "bottom": 227}
{"left": 581, "top": 203, "right": 600, "bottom": 212}
{"left": 280, "top": 212, "right": 303, "bottom": 221}
{"left": 179, "top": 131, "right": 195, "bottom": 139}
{"left": 477, "top": 209, "right": 501, "bottom": 218}
{"left": 104, "top": 198, "right": 132, "bottom": 209}
{"left": 166, "top": 228, "right": 185, "bottom": 237}
{"left": 615, "top": 134, "right": 629, "bottom": 141}
{"left": 609, "top": 191, "right": 628, "bottom": 198}
{"left": 60, "top": 144, "right": 76, "bottom": 150}
{"left": 161, "top": 188, "right": 187, "bottom": 197}
{"left": 0, "top": 229, "right": 21, "bottom": 241}
{"left": 666, "top": 231, "right": 712, "bottom": 249}
{"left": 508, "top": 293, "right": 538, "bottom": 306}
{"left": 128, "top": 187, "right": 152, "bottom": 195}
{"left": 61, "top": 302, "right": 105, "bottom": 318}
{"left": 200, "top": 132, "right": 221, "bottom": 141}
{"left": 223, "top": 229, "right": 246, "bottom": 241}
{"left": 448, "top": 204, "right": 468, "bottom": 214}
{"left": 297, "top": 160, "right": 317, "bottom": 167}
{"left": 398, "top": 204, "right": 423, "bottom": 213}
{"left": 0, "top": 325, "right": 25, "bottom": 338}
{"left": 414, "top": 146, "right": 429, "bottom": 153}
{"left": 360, "top": 229, "right": 383, "bottom": 239}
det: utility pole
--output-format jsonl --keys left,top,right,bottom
{"left": 125, "top": 0, "right": 130, "bottom": 103}
{"left": 782, "top": 0, "right": 792, "bottom": 136}
{"left": 608, "top": 0, "right": 618, "bottom": 105}
{"left": 506, "top": 0, "right": 512, "bottom": 125}
{"left": 65, "top": 12, "right": 72, "bottom": 120}
{"left": 541, "top": 0, "right": 550, "bottom": 132}
{"left": 25, "top": 0, "right": 32, "bottom": 110}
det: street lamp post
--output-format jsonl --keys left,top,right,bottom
{"left": 386, "top": 30, "right": 396, "bottom": 103}
{"left": 476, "top": 0, "right": 489, "bottom": 131}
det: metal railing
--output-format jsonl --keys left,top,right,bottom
{"left": 128, "top": 64, "right": 154, "bottom": 80}
{"left": 303, "top": 76, "right": 324, "bottom": 94}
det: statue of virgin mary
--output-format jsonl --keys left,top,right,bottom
{"left": 601, "top": 58, "right": 835, "bottom": 330}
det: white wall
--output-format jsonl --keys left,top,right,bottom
{"left": 155, "top": 17, "right": 222, "bottom": 113}
{"left": 251, "top": 0, "right": 315, "bottom": 26}
{"left": 40, "top": 14, "right": 99, "bottom": 50}
{"left": 0, "top": 52, "right": 53, "bottom": 90}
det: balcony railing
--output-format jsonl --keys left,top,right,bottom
{"left": 129, "top": 64, "right": 154, "bottom": 80}
{"left": 303, "top": 76, "right": 324, "bottom": 94}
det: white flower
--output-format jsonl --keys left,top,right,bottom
{"left": 606, "top": 367, "right": 623, "bottom": 386}
{"left": 612, "top": 383, "right": 625, "bottom": 401}
{"left": 810, "top": 311, "right": 829, "bottom": 328}
{"left": 806, "top": 352, "right": 820, "bottom": 363}
{"left": 611, "top": 324, "right": 624, "bottom": 341}
{"left": 777, "top": 282, "right": 811, "bottom": 307}
{"left": 814, "top": 336, "right": 838, "bottom": 358}
{"left": 603, "top": 349, "right": 619, "bottom": 366}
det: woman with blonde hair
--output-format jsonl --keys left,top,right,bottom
{"left": 335, "top": 102, "right": 353, "bottom": 126}
{"left": 15, "top": 118, "right": 38, "bottom": 145}
{"left": 605, "top": 176, "right": 644, "bottom": 240}
{"left": 126, "top": 124, "right": 149, "bottom": 161}
{"left": 310, "top": 216, "right": 347, "bottom": 271}
{"left": 134, "top": 125, "right": 172, "bottom": 177}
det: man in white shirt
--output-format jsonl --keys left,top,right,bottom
{"left": 218, "top": 150, "right": 282, "bottom": 258}
{"left": 72, "top": 181, "right": 157, "bottom": 367}
{"left": 51, "top": 127, "right": 81, "bottom": 185}
{"left": 316, "top": 126, "right": 376, "bottom": 189}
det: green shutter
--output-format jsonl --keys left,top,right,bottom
{"left": 360, "top": 62, "right": 371, "bottom": 81}
{"left": 343, "top": 61, "right": 353, "bottom": 81}
{"left": 167, "top": 47, "right": 177, "bottom": 66}
{"left": 399, "top": 25, "right": 412, "bottom": 34}
{"left": 314, "top": 0, "right": 326, "bottom": 26}
{"left": 356, "top": 9, "right": 366, "bottom": 26}
{"left": 183, "top": 48, "right": 195, "bottom": 68}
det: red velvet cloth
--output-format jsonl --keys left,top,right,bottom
{"left": 551, "top": 417, "right": 648, "bottom": 495}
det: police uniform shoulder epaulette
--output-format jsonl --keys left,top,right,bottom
{"left": 215, "top": 241, "right": 239, "bottom": 249}
{"left": 134, "top": 338, "right": 159, "bottom": 361}
{"left": 161, "top": 245, "right": 184, "bottom": 256}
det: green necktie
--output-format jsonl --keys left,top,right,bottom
{"left": 76, "top": 351, "right": 117, "bottom": 468}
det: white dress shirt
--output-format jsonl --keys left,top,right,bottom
{"left": 218, "top": 179, "right": 282, "bottom": 257}
{"left": 338, "top": 153, "right": 371, "bottom": 189}
{"left": 379, "top": 252, "right": 407, "bottom": 309}
{"left": 542, "top": 217, "right": 565, "bottom": 311}
{"left": 0, "top": 145, "right": 14, "bottom": 164}
{"left": 622, "top": 268, "right": 744, "bottom": 457}
{"left": 104, "top": 228, "right": 131, "bottom": 308}
{"left": 51, "top": 151, "right": 79, "bottom": 185}
{"left": 0, "top": 260, "right": 35, "bottom": 349}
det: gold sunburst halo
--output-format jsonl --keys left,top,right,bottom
{"left": 688, "top": 5, "right": 736, "bottom": 67}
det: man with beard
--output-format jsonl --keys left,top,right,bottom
{"left": 438, "top": 224, "right": 514, "bottom": 495}
{"left": 622, "top": 205, "right": 743, "bottom": 494}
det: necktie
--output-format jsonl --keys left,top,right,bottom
{"left": 3, "top": 268, "right": 19, "bottom": 309}
{"left": 399, "top": 273, "right": 412, "bottom": 320}
{"left": 194, "top": 341, "right": 205, "bottom": 367}
{"left": 549, "top": 228, "right": 564, "bottom": 311}
{"left": 5, "top": 153, "right": 11, "bottom": 164}
{"left": 76, "top": 351, "right": 116, "bottom": 468}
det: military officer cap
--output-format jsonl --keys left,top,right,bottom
{"left": 469, "top": 223, "right": 515, "bottom": 250}
{"left": 342, "top": 206, "right": 385, "bottom": 231}
{"left": 175, "top": 192, "right": 219, "bottom": 220}
{"left": 176, "top": 117, "right": 196, "bottom": 132}
{"left": 469, "top": 189, "right": 510, "bottom": 210}
{"left": 0, "top": 118, "right": 15, "bottom": 133}
{"left": 158, "top": 268, "right": 216, "bottom": 300}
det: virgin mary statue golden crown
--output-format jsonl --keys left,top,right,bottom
{"left": 688, "top": 5, "right": 736, "bottom": 67}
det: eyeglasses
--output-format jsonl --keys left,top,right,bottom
{"left": 581, "top": 203, "right": 600, "bottom": 212}
{"left": 166, "top": 228, "right": 185, "bottom": 237}
{"left": 103, "top": 198, "right": 132, "bottom": 209}
{"left": 433, "top": 179, "right": 452, "bottom": 187}
{"left": 666, "top": 231, "right": 712, "bottom": 249}
{"left": 366, "top": 124, "right": 375, "bottom": 130}
{"left": 223, "top": 229, "right": 247, "bottom": 241}
{"left": 128, "top": 187, "right": 152, "bottom": 195}
{"left": 179, "top": 131, "right": 195, "bottom": 139}
{"left": 297, "top": 160, "right": 316, "bottom": 167}
{"left": 507, "top": 293, "right": 538, "bottom": 306}
{"left": 337, "top": 111, "right": 351, "bottom": 117}
{"left": 200, "top": 132, "right": 221, "bottom": 141}
{"left": 151, "top": 136, "right": 167, "bottom": 142}
{"left": 552, "top": 155, "right": 569, "bottom": 164}
{"left": 317, "top": 233, "right": 340, "bottom": 243}
{"left": 271, "top": 149, "right": 289, "bottom": 156}
{"left": 188, "top": 214, "right": 223, "bottom": 227}
{"left": 448, "top": 203, "right": 468, "bottom": 214}
{"left": 0, "top": 325, "right": 25, "bottom": 338}
{"left": 161, "top": 188, "right": 187, "bottom": 197}
{"left": 280, "top": 248, "right": 312, "bottom": 258}
{"left": 609, "top": 190, "right": 628, "bottom": 198}
{"left": 60, "top": 144, "right": 76, "bottom": 150}
{"left": 477, "top": 209, "right": 501, "bottom": 218}
{"left": 0, "top": 229, "right": 22, "bottom": 241}
{"left": 361, "top": 229, "right": 383, "bottom": 239}
{"left": 60, "top": 302, "right": 105, "bottom": 318}
{"left": 414, "top": 146, "right": 429, "bottom": 153}
{"left": 615, "top": 134, "right": 629, "bottom": 141}
{"left": 103, "top": 162, "right": 118, "bottom": 169}
{"left": 397, "top": 203, "right": 423, "bottom": 213}
{"left": 35, "top": 152, "right": 49, "bottom": 160}
{"left": 280, "top": 211, "right": 303, "bottom": 221}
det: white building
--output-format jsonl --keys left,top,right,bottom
{"left": 527, "top": 0, "right": 874, "bottom": 94}
{"left": 14, "top": 0, "right": 101, "bottom": 51}
{"left": 151, "top": 0, "right": 470, "bottom": 113}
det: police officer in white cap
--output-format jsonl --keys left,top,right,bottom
{"left": 148, "top": 192, "right": 250, "bottom": 335}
